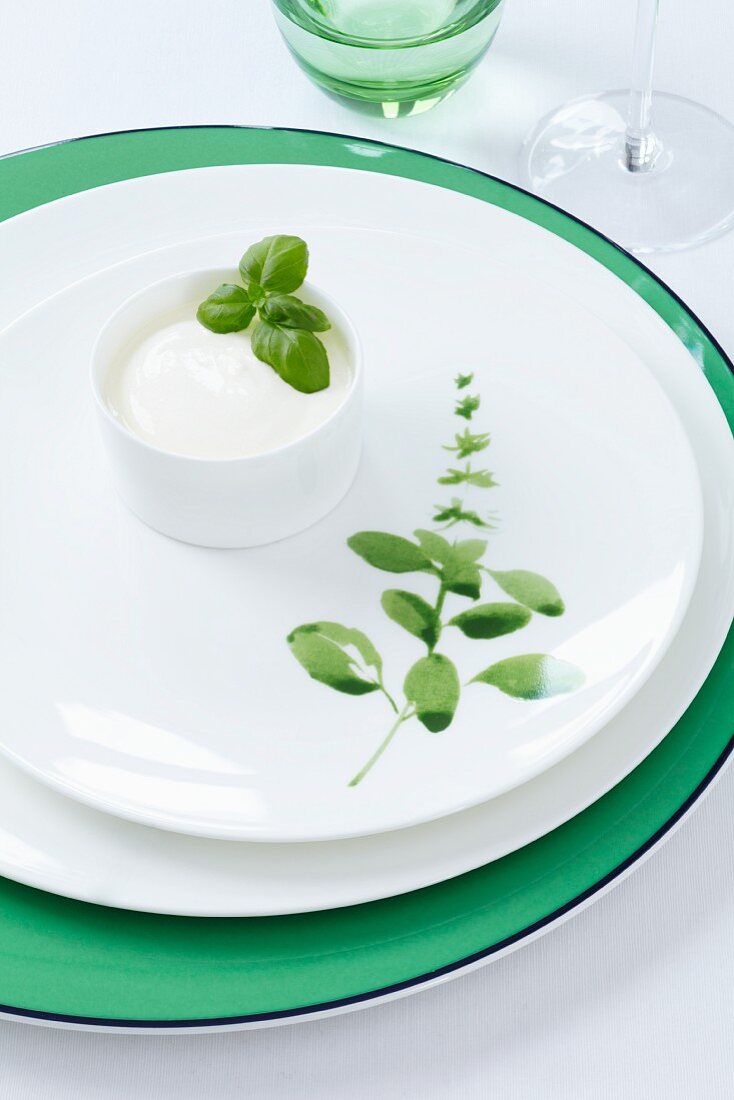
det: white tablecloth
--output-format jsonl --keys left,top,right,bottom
{"left": 1, "top": 1, "right": 733, "bottom": 1095}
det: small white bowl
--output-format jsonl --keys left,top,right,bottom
{"left": 91, "top": 268, "right": 363, "bottom": 549}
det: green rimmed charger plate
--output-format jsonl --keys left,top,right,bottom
{"left": 0, "top": 126, "right": 731, "bottom": 1030}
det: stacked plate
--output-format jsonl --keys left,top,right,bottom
{"left": 0, "top": 127, "right": 731, "bottom": 1032}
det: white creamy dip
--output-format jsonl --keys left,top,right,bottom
{"left": 104, "top": 303, "right": 353, "bottom": 459}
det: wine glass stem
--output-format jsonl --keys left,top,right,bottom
{"left": 625, "top": 0, "right": 660, "bottom": 172}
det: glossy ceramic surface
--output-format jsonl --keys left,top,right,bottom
{"left": 0, "top": 150, "right": 727, "bottom": 910}
{"left": 0, "top": 197, "right": 702, "bottom": 841}
{"left": 0, "top": 129, "right": 729, "bottom": 1030}
{"left": 0, "top": 311, "right": 727, "bottom": 912}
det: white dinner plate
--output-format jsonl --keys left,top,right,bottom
{"left": 0, "top": 200, "right": 702, "bottom": 841}
{"left": 0, "top": 159, "right": 727, "bottom": 912}
{"left": 0, "top": 246, "right": 727, "bottom": 913}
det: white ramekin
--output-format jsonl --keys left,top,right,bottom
{"left": 90, "top": 268, "right": 363, "bottom": 549}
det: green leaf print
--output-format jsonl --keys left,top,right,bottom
{"left": 438, "top": 466, "right": 497, "bottom": 488}
{"left": 347, "top": 532, "right": 435, "bottom": 574}
{"left": 442, "top": 556, "right": 483, "bottom": 600}
{"left": 444, "top": 429, "right": 491, "bottom": 459}
{"left": 433, "top": 499, "right": 495, "bottom": 530}
{"left": 449, "top": 602, "right": 532, "bottom": 640}
{"left": 288, "top": 367, "right": 584, "bottom": 787}
{"left": 381, "top": 591, "right": 440, "bottom": 648}
{"left": 453, "top": 539, "right": 488, "bottom": 562}
{"left": 472, "top": 654, "right": 585, "bottom": 699}
{"left": 488, "top": 569, "right": 566, "bottom": 617}
{"left": 413, "top": 528, "right": 454, "bottom": 565}
{"left": 287, "top": 623, "right": 383, "bottom": 696}
{"left": 404, "top": 654, "right": 460, "bottom": 732}
{"left": 455, "top": 394, "right": 481, "bottom": 420}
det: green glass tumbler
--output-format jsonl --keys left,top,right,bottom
{"left": 271, "top": 0, "right": 505, "bottom": 117}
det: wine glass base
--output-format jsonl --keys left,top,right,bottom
{"left": 521, "top": 91, "right": 734, "bottom": 253}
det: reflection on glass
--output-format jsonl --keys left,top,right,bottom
{"left": 522, "top": 0, "right": 734, "bottom": 253}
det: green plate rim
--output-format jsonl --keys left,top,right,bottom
{"left": 0, "top": 126, "right": 731, "bottom": 1029}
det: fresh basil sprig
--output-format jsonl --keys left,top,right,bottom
{"left": 196, "top": 235, "right": 332, "bottom": 394}
{"left": 259, "top": 294, "right": 331, "bottom": 332}
{"left": 251, "top": 322, "right": 330, "bottom": 394}
{"left": 196, "top": 284, "right": 256, "bottom": 334}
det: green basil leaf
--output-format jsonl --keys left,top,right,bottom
{"left": 449, "top": 602, "right": 531, "bottom": 639}
{"left": 251, "top": 320, "right": 330, "bottom": 394}
{"left": 404, "top": 654, "right": 460, "bottom": 732}
{"left": 287, "top": 622, "right": 382, "bottom": 696}
{"left": 489, "top": 569, "right": 565, "bottom": 617}
{"left": 247, "top": 283, "right": 266, "bottom": 306}
{"left": 196, "top": 284, "right": 256, "bottom": 334}
{"left": 381, "top": 590, "right": 439, "bottom": 647}
{"left": 347, "top": 532, "right": 435, "bottom": 574}
{"left": 413, "top": 529, "right": 453, "bottom": 565}
{"left": 239, "top": 235, "right": 308, "bottom": 295}
{"left": 471, "top": 654, "right": 584, "bottom": 699}
{"left": 260, "top": 294, "right": 331, "bottom": 332}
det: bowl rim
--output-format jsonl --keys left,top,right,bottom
{"left": 90, "top": 265, "right": 362, "bottom": 466}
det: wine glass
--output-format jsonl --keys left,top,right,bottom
{"left": 520, "top": 0, "right": 734, "bottom": 253}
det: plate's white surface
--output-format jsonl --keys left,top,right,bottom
{"left": 0, "top": 164, "right": 728, "bottom": 911}
{"left": 0, "top": 166, "right": 703, "bottom": 842}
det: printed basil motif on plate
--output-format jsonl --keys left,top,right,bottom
{"left": 404, "top": 654, "right": 460, "bottom": 732}
{"left": 433, "top": 498, "right": 495, "bottom": 530}
{"left": 347, "top": 532, "right": 435, "bottom": 574}
{"left": 438, "top": 538, "right": 486, "bottom": 599}
{"left": 287, "top": 622, "right": 382, "bottom": 696}
{"left": 472, "top": 654, "right": 585, "bottom": 699}
{"left": 438, "top": 467, "right": 497, "bottom": 488}
{"left": 287, "top": 371, "right": 585, "bottom": 785}
{"left": 455, "top": 394, "right": 480, "bottom": 420}
{"left": 442, "top": 557, "right": 482, "bottom": 600}
{"left": 489, "top": 569, "right": 565, "bottom": 616}
{"left": 444, "top": 429, "right": 491, "bottom": 459}
{"left": 381, "top": 591, "right": 439, "bottom": 648}
{"left": 452, "top": 539, "right": 487, "bottom": 563}
{"left": 414, "top": 528, "right": 454, "bottom": 565}
{"left": 450, "top": 602, "right": 531, "bottom": 639}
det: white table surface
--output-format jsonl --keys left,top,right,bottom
{"left": 1, "top": 1, "right": 733, "bottom": 1095}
